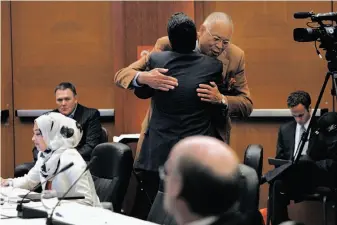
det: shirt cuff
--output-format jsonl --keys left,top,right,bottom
{"left": 132, "top": 72, "right": 143, "bottom": 87}
{"left": 221, "top": 95, "right": 228, "bottom": 106}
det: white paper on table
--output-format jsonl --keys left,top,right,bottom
{"left": 53, "top": 202, "right": 158, "bottom": 225}
{"left": 0, "top": 200, "right": 45, "bottom": 218}
{"left": 0, "top": 186, "right": 29, "bottom": 198}
{"left": 113, "top": 134, "right": 140, "bottom": 143}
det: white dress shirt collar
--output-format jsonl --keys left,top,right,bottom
{"left": 294, "top": 116, "right": 312, "bottom": 157}
{"left": 298, "top": 116, "right": 311, "bottom": 131}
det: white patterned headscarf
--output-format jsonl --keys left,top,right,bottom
{"left": 35, "top": 112, "right": 83, "bottom": 178}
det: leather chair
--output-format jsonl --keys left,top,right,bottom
{"left": 244, "top": 144, "right": 264, "bottom": 185}
{"left": 147, "top": 144, "right": 264, "bottom": 225}
{"left": 100, "top": 127, "right": 108, "bottom": 143}
{"left": 238, "top": 164, "right": 264, "bottom": 225}
{"left": 147, "top": 182, "right": 178, "bottom": 225}
{"left": 242, "top": 144, "right": 264, "bottom": 225}
{"left": 90, "top": 142, "right": 133, "bottom": 213}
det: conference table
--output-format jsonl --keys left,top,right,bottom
{"left": 0, "top": 187, "right": 158, "bottom": 225}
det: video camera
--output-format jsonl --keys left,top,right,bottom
{"left": 293, "top": 11, "right": 337, "bottom": 71}
{"left": 293, "top": 12, "right": 337, "bottom": 42}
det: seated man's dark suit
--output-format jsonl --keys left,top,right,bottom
{"left": 269, "top": 119, "right": 336, "bottom": 224}
{"left": 14, "top": 103, "right": 102, "bottom": 177}
{"left": 134, "top": 51, "right": 224, "bottom": 172}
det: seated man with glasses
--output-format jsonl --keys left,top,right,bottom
{"left": 161, "top": 136, "right": 244, "bottom": 225}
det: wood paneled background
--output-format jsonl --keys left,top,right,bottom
{"left": 1, "top": 1, "right": 335, "bottom": 224}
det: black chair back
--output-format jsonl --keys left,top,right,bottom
{"left": 244, "top": 144, "right": 263, "bottom": 184}
{"left": 100, "top": 127, "right": 108, "bottom": 143}
{"left": 90, "top": 142, "right": 133, "bottom": 213}
{"left": 238, "top": 164, "right": 264, "bottom": 225}
{"left": 147, "top": 182, "right": 178, "bottom": 225}
{"left": 241, "top": 144, "right": 264, "bottom": 225}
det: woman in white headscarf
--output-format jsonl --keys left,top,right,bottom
{"left": 1, "top": 112, "right": 100, "bottom": 207}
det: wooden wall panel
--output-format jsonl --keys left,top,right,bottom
{"left": 111, "top": 2, "right": 125, "bottom": 136}
{"left": 10, "top": 1, "right": 116, "bottom": 165}
{"left": 1, "top": 1, "right": 15, "bottom": 177}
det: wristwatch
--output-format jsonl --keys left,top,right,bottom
{"left": 220, "top": 95, "right": 227, "bottom": 106}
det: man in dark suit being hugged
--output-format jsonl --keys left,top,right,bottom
{"left": 14, "top": 82, "right": 102, "bottom": 177}
{"left": 132, "top": 12, "right": 224, "bottom": 219}
{"left": 269, "top": 90, "right": 335, "bottom": 224}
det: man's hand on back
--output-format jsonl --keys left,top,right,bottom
{"left": 137, "top": 68, "right": 178, "bottom": 91}
{"left": 197, "top": 81, "right": 223, "bottom": 104}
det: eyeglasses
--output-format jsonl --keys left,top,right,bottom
{"left": 158, "top": 166, "right": 167, "bottom": 181}
{"left": 206, "top": 28, "right": 230, "bottom": 47}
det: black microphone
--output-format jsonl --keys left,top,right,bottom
{"left": 46, "top": 156, "right": 97, "bottom": 225}
{"left": 294, "top": 12, "right": 314, "bottom": 19}
{"left": 16, "top": 162, "right": 74, "bottom": 217}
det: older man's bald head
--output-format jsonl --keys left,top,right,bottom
{"left": 164, "top": 136, "right": 241, "bottom": 217}
{"left": 168, "top": 136, "right": 239, "bottom": 177}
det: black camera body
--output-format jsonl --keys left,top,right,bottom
{"left": 294, "top": 26, "right": 336, "bottom": 43}
{"left": 293, "top": 12, "right": 337, "bottom": 43}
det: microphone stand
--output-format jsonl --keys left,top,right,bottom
{"left": 16, "top": 162, "right": 74, "bottom": 218}
{"left": 46, "top": 156, "right": 97, "bottom": 225}
{"left": 331, "top": 73, "right": 337, "bottom": 112}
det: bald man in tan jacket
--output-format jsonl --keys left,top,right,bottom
{"left": 115, "top": 33, "right": 252, "bottom": 159}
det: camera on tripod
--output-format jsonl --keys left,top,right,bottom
{"left": 293, "top": 11, "right": 337, "bottom": 72}
{"left": 293, "top": 11, "right": 337, "bottom": 43}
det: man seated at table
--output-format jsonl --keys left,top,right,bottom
{"left": 14, "top": 82, "right": 102, "bottom": 177}
{"left": 162, "top": 136, "right": 244, "bottom": 225}
{"left": 269, "top": 90, "right": 337, "bottom": 224}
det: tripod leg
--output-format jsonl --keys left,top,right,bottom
{"left": 333, "top": 73, "right": 337, "bottom": 112}
{"left": 294, "top": 72, "right": 331, "bottom": 164}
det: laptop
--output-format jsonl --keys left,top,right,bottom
{"left": 268, "top": 157, "right": 291, "bottom": 166}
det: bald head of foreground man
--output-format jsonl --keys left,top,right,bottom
{"left": 162, "top": 136, "right": 243, "bottom": 225}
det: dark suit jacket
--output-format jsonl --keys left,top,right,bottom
{"left": 33, "top": 103, "right": 102, "bottom": 162}
{"left": 275, "top": 119, "right": 336, "bottom": 185}
{"left": 276, "top": 120, "right": 316, "bottom": 161}
{"left": 134, "top": 51, "right": 223, "bottom": 171}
